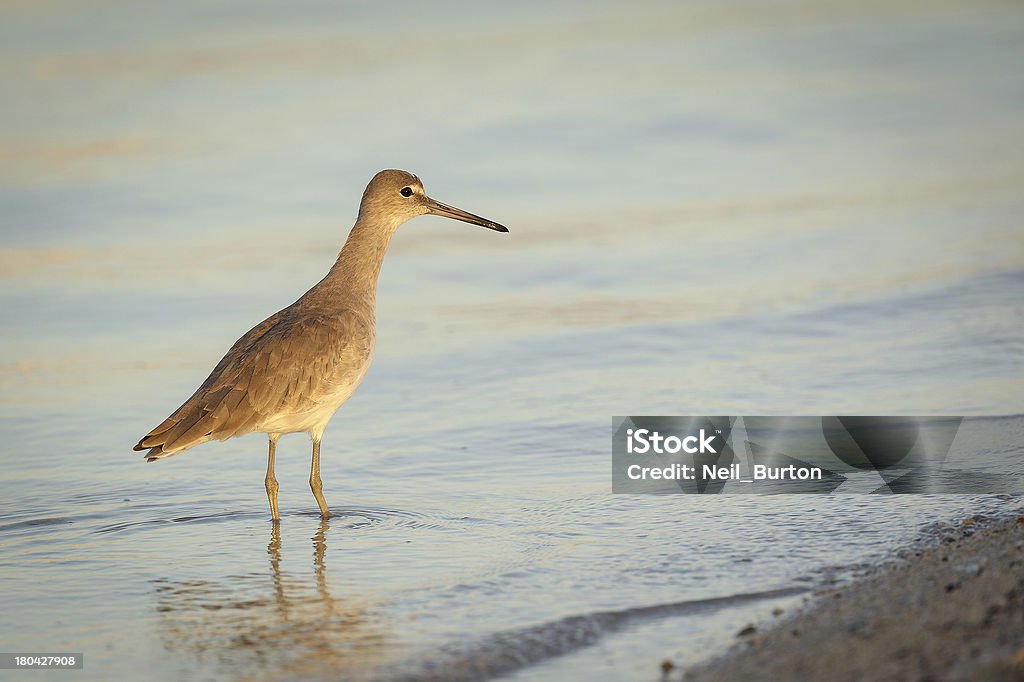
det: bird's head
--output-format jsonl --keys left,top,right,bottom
{"left": 358, "top": 169, "right": 508, "bottom": 233}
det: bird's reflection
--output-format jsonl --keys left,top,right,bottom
{"left": 152, "top": 519, "right": 390, "bottom": 680}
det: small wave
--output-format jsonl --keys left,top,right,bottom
{"left": 95, "top": 510, "right": 258, "bottom": 534}
{"left": 91, "top": 504, "right": 450, "bottom": 535}
{"left": 0, "top": 516, "right": 73, "bottom": 533}
{"left": 315, "top": 505, "right": 451, "bottom": 532}
{"left": 393, "top": 586, "right": 808, "bottom": 682}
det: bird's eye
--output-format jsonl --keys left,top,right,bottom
{"left": 400, "top": 187, "right": 413, "bottom": 197}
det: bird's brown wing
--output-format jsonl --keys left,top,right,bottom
{"left": 134, "top": 309, "right": 373, "bottom": 460}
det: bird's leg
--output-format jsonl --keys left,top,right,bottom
{"left": 310, "top": 439, "right": 331, "bottom": 519}
{"left": 265, "top": 435, "right": 281, "bottom": 521}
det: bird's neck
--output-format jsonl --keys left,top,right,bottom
{"left": 319, "top": 215, "right": 401, "bottom": 311}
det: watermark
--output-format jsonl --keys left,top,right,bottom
{"left": 0, "top": 653, "right": 83, "bottom": 669}
{"left": 612, "top": 416, "right": 1023, "bottom": 494}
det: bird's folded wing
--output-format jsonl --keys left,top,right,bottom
{"left": 135, "top": 310, "right": 373, "bottom": 456}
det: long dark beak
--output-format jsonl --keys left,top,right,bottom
{"left": 425, "top": 197, "right": 509, "bottom": 233}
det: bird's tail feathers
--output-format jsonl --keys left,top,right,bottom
{"left": 141, "top": 445, "right": 178, "bottom": 462}
{"left": 133, "top": 411, "right": 217, "bottom": 462}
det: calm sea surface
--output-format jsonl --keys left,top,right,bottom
{"left": 1, "top": 1, "right": 1023, "bottom": 680}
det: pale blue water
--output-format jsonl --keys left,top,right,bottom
{"left": 1, "top": 1, "right": 1023, "bottom": 680}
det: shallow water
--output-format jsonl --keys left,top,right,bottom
{"left": 2, "top": 0, "right": 1024, "bottom": 680}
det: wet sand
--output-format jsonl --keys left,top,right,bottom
{"left": 683, "top": 507, "right": 1024, "bottom": 682}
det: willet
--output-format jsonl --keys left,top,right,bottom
{"left": 134, "top": 169, "right": 508, "bottom": 520}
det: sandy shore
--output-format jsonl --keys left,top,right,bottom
{"left": 682, "top": 507, "right": 1024, "bottom": 682}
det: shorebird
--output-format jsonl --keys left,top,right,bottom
{"left": 134, "top": 169, "right": 508, "bottom": 520}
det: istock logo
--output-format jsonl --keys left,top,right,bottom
{"left": 626, "top": 428, "right": 717, "bottom": 454}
